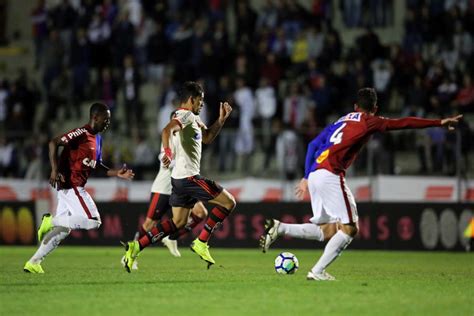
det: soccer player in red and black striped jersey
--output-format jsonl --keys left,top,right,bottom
{"left": 261, "top": 87, "right": 463, "bottom": 281}
{"left": 24, "top": 102, "right": 135, "bottom": 273}
{"left": 122, "top": 81, "right": 236, "bottom": 272}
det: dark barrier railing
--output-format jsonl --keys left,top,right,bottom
{"left": 1, "top": 202, "right": 472, "bottom": 250}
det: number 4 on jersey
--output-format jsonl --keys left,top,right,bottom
{"left": 330, "top": 123, "right": 346, "bottom": 145}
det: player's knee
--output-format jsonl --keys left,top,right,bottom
{"left": 193, "top": 206, "right": 207, "bottom": 219}
{"left": 224, "top": 195, "right": 237, "bottom": 212}
{"left": 172, "top": 216, "right": 188, "bottom": 228}
{"left": 341, "top": 223, "right": 358, "bottom": 237}
{"left": 321, "top": 224, "right": 338, "bottom": 240}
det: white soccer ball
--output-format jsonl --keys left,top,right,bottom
{"left": 274, "top": 252, "right": 299, "bottom": 274}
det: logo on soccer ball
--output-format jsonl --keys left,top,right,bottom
{"left": 274, "top": 252, "right": 299, "bottom": 274}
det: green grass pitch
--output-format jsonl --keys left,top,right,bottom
{"left": 0, "top": 246, "right": 472, "bottom": 316}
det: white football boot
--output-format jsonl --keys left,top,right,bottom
{"left": 306, "top": 270, "right": 336, "bottom": 281}
{"left": 162, "top": 236, "right": 181, "bottom": 257}
{"left": 259, "top": 219, "right": 280, "bottom": 253}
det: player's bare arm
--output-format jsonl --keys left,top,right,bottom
{"left": 48, "top": 135, "right": 67, "bottom": 188}
{"left": 202, "top": 102, "right": 232, "bottom": 144}
{"left": 99, "top": 163, "right": 135, "bottom": 180}
{"left": 161, "top": 119, "right": 182, "bottom": 167}
{"left": 441, "top": 114, "right": 463, "bottom": 130}
{"left": 295, "top": 178, "right": 308, "bottom": 200}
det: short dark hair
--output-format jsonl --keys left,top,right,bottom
{"left": 357, "top": 88, "right": 377, "bottom": 111}
{"left": 177, "top": 81, "right": 204, "bottom": 103}
{"left": 89, "top": 102, "right": 109, "bottom": 117}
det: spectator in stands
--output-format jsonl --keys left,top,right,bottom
{"left": 260, "top": 53, "right": 282, "bottom": 88}
{"left": 42, "top": 30, "right": 64, "bottom": 95}
{"left": 31, "top": 0, "right": 48, "bottom": 70}
{"left": 132, "top": 134, "right": 156, "bottom": 180}
{"left": 50, "top": 0, "right": 77, "bottom": 66}
{"left": 341, "top": 0, "right": 362, "bottom": 28}
{"left": 234, "top": 77, "right": 255, "bottom": 174}
{"left": 257, "top": 0, "right": 278, "bottom": 30}
{"left": 283, "top": 82, "right": 309, "bottom": 131}
{"left": 0, "top": 136, "right": 18, "bottom": 178}
{"left": 87, "top": 12, "right": 111, "bottom": 75}
{"left": 121, "top": 55, "right": 141, "bottom": 131}
{"left": 0, "top": 80, "right": 8, "bottom": 130}
{"left": 427, "top": 123, "right": 446, "bottom": 173}
{"left": 157, "top": 77, "right": 177, "bottom": 134}
{"left": 454, "top": 74, "right": 474, "bottom": 112}
{"left": 276, "top": 122, "right": 303, "bottom": 200}
{"left": 255, "top": 77, "right": 277, "bottom": 171}
{"left": 112, "top": 10, "right": 135, "bottom": 68}
{"left": 217, "top": 76, "right": 238, "bottom": 172}
{"left": 147, "top": 22, "right": 168, "bottom": 84}
{"left": 235, "top": 0, "right": 257, "bottom": 43}
{"left": 70, "top": 28, "right": 90, "bottom": 112}
{"left": 371, "top": 59, "right": 393, "bottom": 109}
{"left": 98, "top": 67, "right": 118, "bottom": 114}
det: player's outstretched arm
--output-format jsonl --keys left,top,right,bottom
{"left": 441, "top": 114, "right": 463, "bottom": 130}
{"left": 202, "top": 102, "right": 232, "bottom": 144}
{"left": 100, "top": 163, "right": 135, "bottom": 180}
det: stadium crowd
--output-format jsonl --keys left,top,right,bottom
{"left": 0, "top": 0, "right": 473, "bottom": 180}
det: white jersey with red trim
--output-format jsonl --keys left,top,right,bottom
{"left": 171, "top": 109, "right": 206, "bottom": 179}
{"left": 151, "top": 133, "right": 179, "bottom": 194}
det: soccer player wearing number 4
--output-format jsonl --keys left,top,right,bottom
{"left": 24, "top": 102, "right": 135, "bottom": 273}
{"left": 260, "top": 88, "right": 463, "bottom": 281}
{"left": 123, "top": 82, "right": 236, "bottom": 272}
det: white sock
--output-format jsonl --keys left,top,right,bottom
{"left": 277, "top": 223, "right": 324, "bottom": 241}
{"left": 29, "top": 226, "right": 71, "bottom": 264}
{"left": 312, "top": 230, "right": 353, "bottom": 274}
{"left": 53, "top": 215, "right": 101, "bottom": 230}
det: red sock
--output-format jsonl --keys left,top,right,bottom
{"left": 198, "top": 206, "right": 230, "bottom": 243}
{"left": 138, "top": 219, "right": 177, "bottom": 250}
{"left": 169, "top": 213, "right": 204, "bottom": 240}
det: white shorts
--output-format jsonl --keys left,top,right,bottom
{"left": 308, "top": 169, "right": 358, "bottom": 224}
{"left": 54, "top": 187, "right": 101, "bottom": 230}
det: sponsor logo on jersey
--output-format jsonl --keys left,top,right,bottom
{"left": 67, "top": 128, "right": 87, "bottom": 140}
{"left": 82, "top": 158, "right": 97, "bottom": 168}
{"left": 316, "top": 149, "right": 329, "bottom": 164}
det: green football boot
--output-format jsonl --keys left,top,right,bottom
{"left": 190, "top": 238, "right": 215, "bottom": 269}
{"left": 37, "top": 213, "right": 53, "bottom": 242}
{"left": 123, "top": 240, "right": 140, "bottom": 273}
{"left": 23, "top": 261, "right": 44, "bottom": 274}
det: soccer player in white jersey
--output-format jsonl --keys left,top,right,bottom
{"left": 121, "top": 120, "right": 208, "bottom": 270}
{"left": 122, "top": 81, "right": 236, "bottom": 272}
